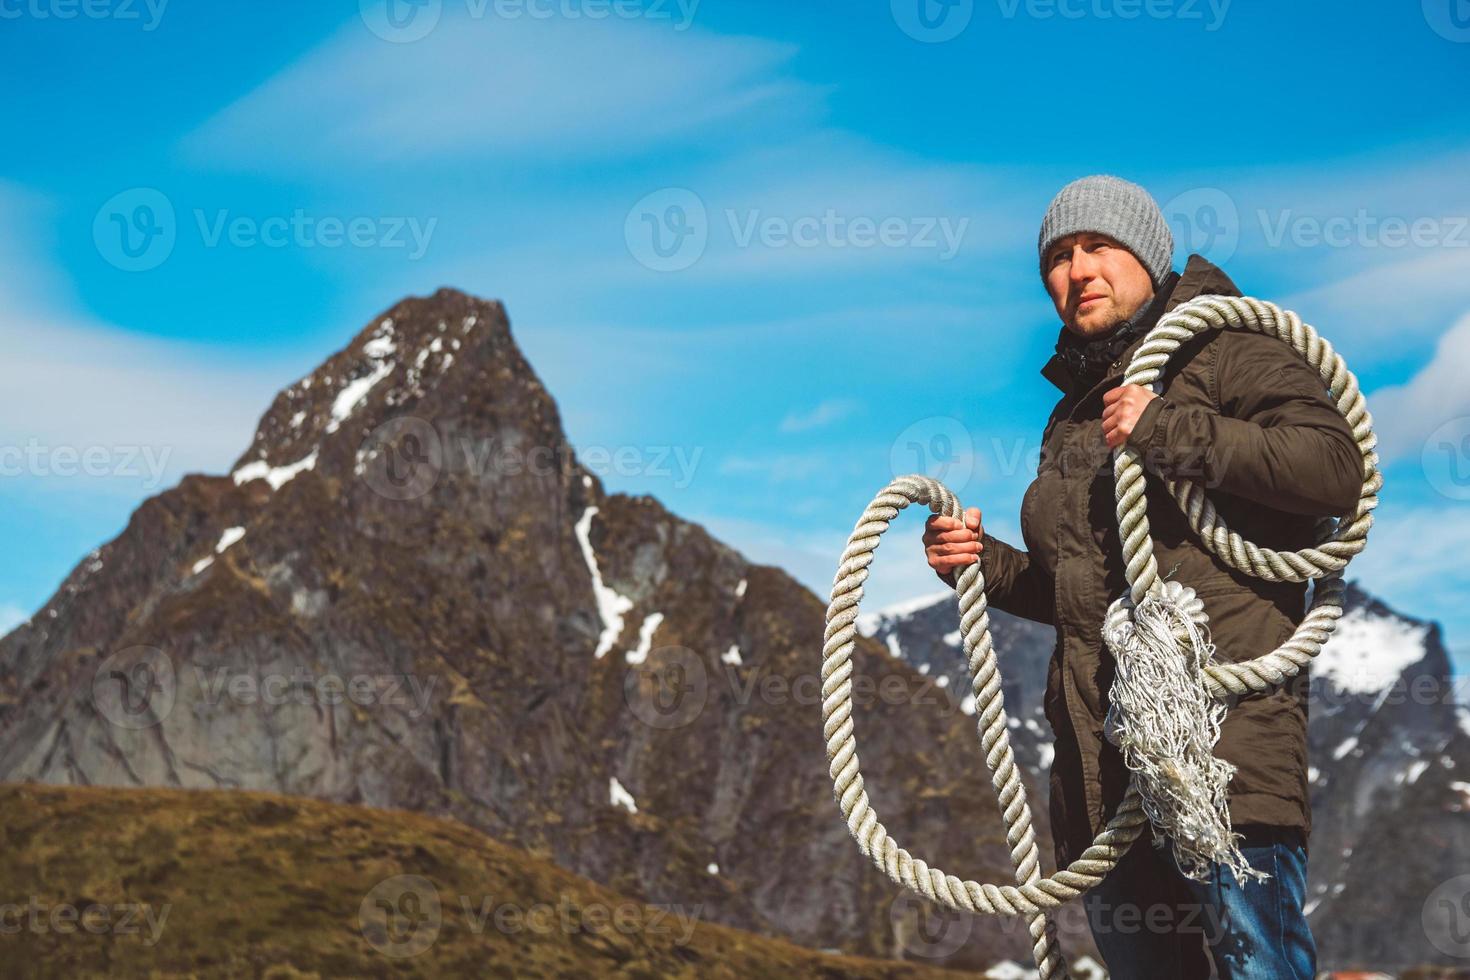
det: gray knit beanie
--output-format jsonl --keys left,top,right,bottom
{"left": 1038, "top": 175, "right": 1174, "bottom": 287}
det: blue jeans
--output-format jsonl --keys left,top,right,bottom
{"left": 1081, "top": 824, "right": 1317, "bottom": 979}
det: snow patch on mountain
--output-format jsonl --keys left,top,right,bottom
{"left": 233, "top": 449, "right": 319, "bottom": 491}
{"left": 575, "top": 506, "right": 634, "bottom": 659}
{"left": 1315, "top": 605, "right": 1430, "bottom": 694}
{"left": 609, "top": 777, "right": 637, "bottom": 815}
{"left": 327, "top": 359, "right": 395, "bottom": 434}
{"left": 215, "top": 526, "right": 246, "bottom": 553}
{"left": 856, "top": 589, "right": 949, "bottom": 637}
{"left": 626, "top": 612, "right": 663, "bottom": 665}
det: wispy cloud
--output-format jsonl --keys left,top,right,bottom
{"left": 184, "top": 11, "right": 819, "bottom": 171}
{"left": 1347, "top": 503, "right": 1470, "bottom": 650}
{"left": 2, "top": 310, "right": 300, "bottom": 495}
{"left": 0, "top": 185, "right": 298, "bottom": 496}
{"left": 1368, "top": 307, "right": 1470, "bottom": 464}
{"left": 717, "top": 452, "right": 850, "bottom": 484}
{"left": 1159, "top": 145, "right": 1470, "bottom": 356}
{"left": 1279, "top": 249, "right": 1470, "bottom": 355}
{"left": 779, "top": 398, "right": 859, "bottom": 433}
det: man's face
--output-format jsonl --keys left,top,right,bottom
{"left": 1043, "top": 231, "right": 1155, "bottom": 339}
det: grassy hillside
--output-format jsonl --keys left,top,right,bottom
{"left": 0, "top": 782, "right": 975, "bottom": 978}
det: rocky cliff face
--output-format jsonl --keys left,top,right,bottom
{"left": 0, "top": 288, "right": 1104, "bottom": 973}
{"left": 860, "top": 579, "right": 1470, "bottom": 973}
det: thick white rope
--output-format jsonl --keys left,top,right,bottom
{"left": 1104, "top": 295, "right": 1378, "bottom": 882}
{"left": 820, "top": 295, "right": 1379, "bottom": 978}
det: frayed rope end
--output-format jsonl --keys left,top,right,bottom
{"left": 1103, "top": 582, "right": 1270, "bottom": 886}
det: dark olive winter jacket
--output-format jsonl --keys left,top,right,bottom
{"left": 967, "top": 253, "right": 1362, "bottom": 870}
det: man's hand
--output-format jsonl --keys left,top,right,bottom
{"left": 924, "top": 507, "right": 982, "bottom": 582}
{"left": 1102, "top": 383, "right": 1159, "bottom": 449}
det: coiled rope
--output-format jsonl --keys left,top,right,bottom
{"left": 820, "top": 295, "right": 1380, "bottom": 977}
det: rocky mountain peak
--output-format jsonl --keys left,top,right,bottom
{"left": 226, "top": 288, "right": 587, "bottom": 501}
{"left": 1, "top": 288, "right": 1076, "bottom": 973}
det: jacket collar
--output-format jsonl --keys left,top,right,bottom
{"left": 1039, "top": 253, "right": 1242, "bottom": 396}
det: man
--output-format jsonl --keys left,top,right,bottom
{"left": 922, "top": 175, "right": 1362, "bottom": 978}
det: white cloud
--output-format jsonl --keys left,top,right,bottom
{"left": 716, "top": 452, "right": 851, "bottom": 483}
{"left": 1278, "top": 249, "right": 1470, "bottom": 354}
{"left": 779, "top": 398, "right": 859, "bottom": 433}
{"left": 1159, "top": 143, "right": 1470, "bottom": 355}
{"left": 1345, "top": 504, "right": 1470, "bottom": 648}
{"left": 1367, "top": 308, "right": 1470, "bottom": 463}
{"left": 0, "top": 184, "right": 299, "bottom": 496}
{"left": 184, "top": 11, "right": 817, "bottom": 170}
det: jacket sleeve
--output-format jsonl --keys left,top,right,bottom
{"left": 1123, "top": 327, "right": 1364, "bottom": 517}
{"left": 941, "top": 531, "right": 1055, "bottom": 626}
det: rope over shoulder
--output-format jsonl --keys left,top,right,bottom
{"left": 820, "top": 295, "right": 1379, "bottom": 979}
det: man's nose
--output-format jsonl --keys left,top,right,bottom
{"left": 1069, "top": 248, "right": 1098, "bottom": 282}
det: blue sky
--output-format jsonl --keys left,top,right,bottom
{"left": 2, "top": 0, "right": 1469, "bottom": 675}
